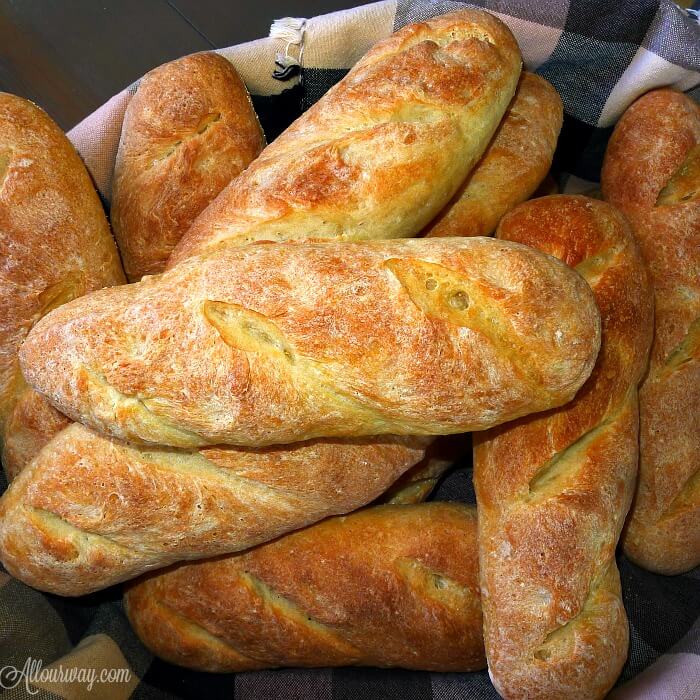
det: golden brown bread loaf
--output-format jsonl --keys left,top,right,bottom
{"left": 20, "top": 238, "right": 601, "bottom": 449}
{"left": 0, "top": 422, "right": 429, "bottom": 596}
{"left": 474, "top": 196, "right": 654, "bottom": 700}
{"left": 111, "top": 53, "right": 264, "bottom": 281}
{"left": 0, "top": 93, "right": 125, "bottom": 481}
{"left": 602, "top": 88, "right": 700, "bottom": 575}
{"left": 425, "top": 72, "right": 562, "bottom": 238}
{"left": 167, "top": 10, "right": 522, "bottom": 265}
{"left": 125, "top": 503, "right": 485, "bottom": 672}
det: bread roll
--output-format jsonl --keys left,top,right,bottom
{"left": 111, "top": 53, "right": 264, "bottom": 281}
{"left": 167, "top": 10, "right": 521, "bottom": 265}
{"left": 425, "top": 72, "right": 562, "bottom": 238}
{"left": 20, "top": 238, "right": 600, "bottom": 449}
{"left": 0, "top": 423, "right": 429, "bottom": 596}
{"left": 474, "top": 196, "right": 653, "bottom": 700}
{"left": 0, "top": 93, "right": 125, "bottom": 480}
{"left": 601, "top": 88, "right": 700, "bottom": 574}
{"left": 125, "top": 503, "right": 484, "bottom": 673}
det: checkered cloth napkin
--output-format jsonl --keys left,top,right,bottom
{"left": 1, "top": 1, "right": 698, "bottom": 698}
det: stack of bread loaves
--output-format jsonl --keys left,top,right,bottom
{"left": 0, "top": 9, "right": 696, "bottom": 700}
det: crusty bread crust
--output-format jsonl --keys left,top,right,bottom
{"left": 602, "top": 88, "right": 700, "bottom": 575}
{"left": 125, "top": 503, "right": 484, "bottom": 672}
{"left": 112, "top": 53, "right": 264, "bottom": 281}
{"left": 20, "top": 238, "right": 600, "bottom": 448}
{"left": 168, "top": 10, "right": 522, "bottom": 265}
{"left": 0, "top": 93, "right": 125, "bottom": 480}
{"left": 425, "top": 72, "right": 562, "bottom": 238}
{"left": 0, "top": 423, "right": 429, "bottom": 596}
{"left": 474, "top": 196, "right": 653, "bottom": 700}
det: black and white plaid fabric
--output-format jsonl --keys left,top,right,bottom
{"left": 1, "top": 1, "right": 698, "bottom": 698}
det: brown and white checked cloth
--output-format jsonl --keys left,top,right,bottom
{"left": 1, "top": 1, "right": 699, "bottom": 699}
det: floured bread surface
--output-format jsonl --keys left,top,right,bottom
{"left": 21, "top": 237, "right": 600, "bottom": 448}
